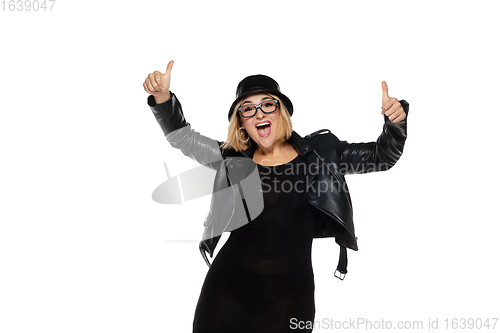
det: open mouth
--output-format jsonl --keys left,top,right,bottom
{"left": 256, "top": 122, "right": 271, "bottom": 138}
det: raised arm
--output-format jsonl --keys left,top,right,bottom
{"left": 143, "top": 61, "right": 224, "bottom": 170}
{"left": 338, "top": 81, "right": 409, "bottom": 175}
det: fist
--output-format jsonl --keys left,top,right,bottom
{"left": 143, "top": 60, "right": 174, "bottom": 100}
{"left": 381, "top": 81, "right": 406, "bottom": 123}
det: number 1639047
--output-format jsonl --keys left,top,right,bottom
{"left": 2, "top": 0, "right": 56, "bottom": 11}
{"left": 443, "top": 318, "right": 498, "bottom": 330}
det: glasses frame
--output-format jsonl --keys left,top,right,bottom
{"left": 237, "top": 99, "right": 280, "bottom": 118}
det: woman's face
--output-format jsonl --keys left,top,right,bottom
{"left": 239, "top": 93, "right": 281, "bottom": 150}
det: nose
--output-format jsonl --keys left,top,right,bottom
{"left": 254, "top": 107, "right": 265, "bottom": 118}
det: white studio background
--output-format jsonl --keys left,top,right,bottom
{"left": 1, "top": 1, "right": 499, "bottom": 332}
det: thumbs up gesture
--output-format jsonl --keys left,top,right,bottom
{"left": 381, "top": 81, "right": 406, "bottom": 123}
{"left": 143, "top": 60, "right": 174, "bottom": 103}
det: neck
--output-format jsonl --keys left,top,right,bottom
{"left": 255, "top": 140, "right": 290, "bottom": 158}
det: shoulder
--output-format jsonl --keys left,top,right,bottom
{"left": 303, "top": 128, "right": 340, "bottom": 145}
{"left": 219, "top": 142, "right": 248, "bottom": 159}
{"left": 304, "top": 129, "right": 331, "bottom": 139}
{"left": 301, "top": 129, "right": 344, "bottom": 161}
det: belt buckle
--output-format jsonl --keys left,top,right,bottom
{"left": 334, "top": 269, "right": 346, "bottom": 281}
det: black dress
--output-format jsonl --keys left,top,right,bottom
{"left": 193, "top": 153, "right": 322, "bottom": 333}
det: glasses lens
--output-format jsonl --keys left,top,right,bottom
{"left": 261, "top": 100, "right": 277, "bottom": 112}
{"left": 240, "top": 105, "right": 256, "bottom": 117}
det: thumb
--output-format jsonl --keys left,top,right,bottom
{"left": 165, "top": 60, "right": 174, "bottom": 75}
{"left": 381, "top": 81, "right": 389, "bottom": 101}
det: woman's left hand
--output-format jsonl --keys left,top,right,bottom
{"left": 381, "top": 81, "right": 406, "bottom": 123}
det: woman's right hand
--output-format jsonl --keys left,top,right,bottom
{"left": 143, "top": 60, "right": 174, "bottom": 104}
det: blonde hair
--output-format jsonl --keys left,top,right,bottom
{"left": 220, "top": 93, "right": 293, "bottom": 152}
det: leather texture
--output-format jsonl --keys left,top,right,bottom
{"left": 148, "top": 92, "right": 409, "bottom": 277}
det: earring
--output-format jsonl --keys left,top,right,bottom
{"left": 237, "top": 127, "right": 249, "bottom": 143}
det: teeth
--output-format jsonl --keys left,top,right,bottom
{"left": 256, "top": 122, "right": 270, "bottom": 127}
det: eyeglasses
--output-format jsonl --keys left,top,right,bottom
{"left": 237, "top": 99, "right": 279, "bottom": 118}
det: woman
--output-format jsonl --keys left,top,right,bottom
{"left": 143, "top": 60, "right": 409, "bottom": 332}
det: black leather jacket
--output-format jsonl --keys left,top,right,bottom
{"left": 148, "top": 92, "right": 409, "bottom": 279}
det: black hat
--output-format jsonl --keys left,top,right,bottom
{"left": 228, "top": 74, "right": 293, "bottom": 121}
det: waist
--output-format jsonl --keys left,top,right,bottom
{"left": 214, "top": 232, "right": 314, "bottom": 278}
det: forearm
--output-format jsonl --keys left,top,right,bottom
{"left": 148, "top": 91, "right": 188, "bottom": 135}
{"left": 148, "top": 91, "right": 224, "bottom": 170}
{"left": 376, "top": 99, "right": 409, "bottom": 167}
{"left": 340, "top": 100, "right": 409, "bottom": 174}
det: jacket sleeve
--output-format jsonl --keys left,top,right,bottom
{"left": 148, "top": 92, "right": 225, "bottom": 170}
{"left": 338, "top": 100, "right": 409, "bottom": 175}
